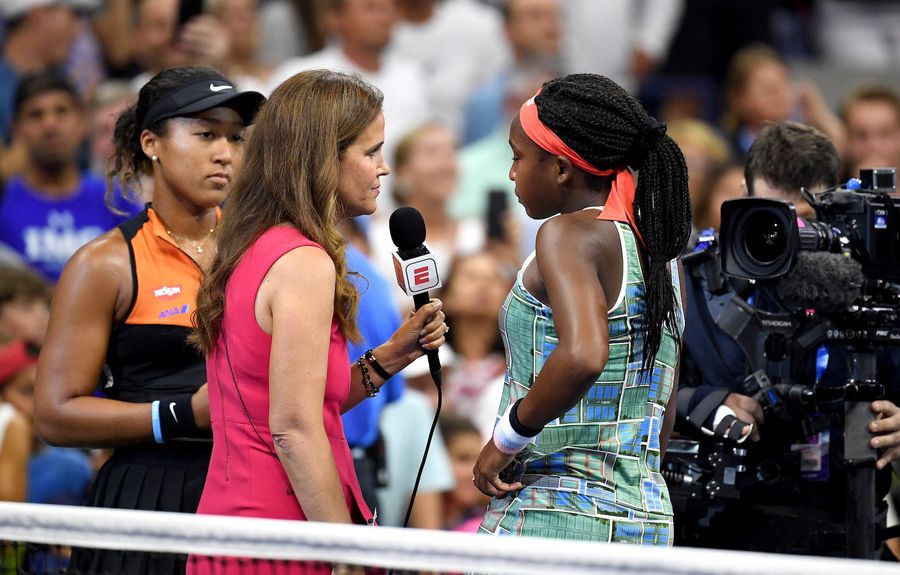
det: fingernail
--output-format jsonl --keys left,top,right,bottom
{"left": 871, "top": 423, "right": 879, "bottom": 431}
{"left": 872, "top": 439, "right": 880, "bottom": 448}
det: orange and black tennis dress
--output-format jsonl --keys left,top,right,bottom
{"left": 70, "top": 206, "right": 213, "bottom": 575}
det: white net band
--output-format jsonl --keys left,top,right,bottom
{"left": 0, "top": 502, "right": 895, "bottom": 575}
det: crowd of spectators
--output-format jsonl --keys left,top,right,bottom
{"left": 1, "top": 0, "right": 899, "bottom": 543}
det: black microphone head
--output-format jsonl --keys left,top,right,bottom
{"left": 773, "top": 252, "right": 863, "bottom": 312}
{"left": 389, "top": 207, "right": 426, "bottom": 251}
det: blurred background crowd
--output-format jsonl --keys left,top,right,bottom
{"left": 0, "top": 0, "right": 899, "bottom": 539}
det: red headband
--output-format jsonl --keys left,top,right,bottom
{"left": 518, "top": 92, "right": 644, "bottom": 244}
{"left": 519, "top": 93, "right": 616, "bottom": 177}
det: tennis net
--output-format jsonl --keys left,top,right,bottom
{"left": 0, "top": 502, "right": 896, "bottom": 575}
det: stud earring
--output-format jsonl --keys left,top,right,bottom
{"left": 151, "top": 155, "right": 158, "bottom": 162}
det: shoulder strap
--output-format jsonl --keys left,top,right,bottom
{"left": 115, "top": 207, "right": 150, "bottom": 326}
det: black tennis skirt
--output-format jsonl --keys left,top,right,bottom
{"left": 68, "top": 441, "right": 212, "bottom": 575}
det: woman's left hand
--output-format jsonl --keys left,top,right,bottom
{"left": 473, "top": 440, "right": 523, "bottom": 498}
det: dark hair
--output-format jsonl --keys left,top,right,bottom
{"left": 745, "top": 122, "right": 840, "bottom": 197}
{"left": 13, "top": 72, "right": 81, "bottom": 119}
{"left": 0, "top": 265, "right": 49, "bottom": 308}
{"left": 192, "top": 70, "right": 384, "bottom": 353}
{"left": 533, "top": 73, "right": 691, "bottom": 369}
{"left": 439, "top": 412, "right": 481, "bottom": 446}
{"left": 107, "top": 66, "right": 226, "bottom": 209}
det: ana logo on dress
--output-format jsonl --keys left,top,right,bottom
{"left": 154, "top": 285, "right": 182, "bottom": 299}
{"left": 159, "top": 304, "right": 190, "bottom": 319}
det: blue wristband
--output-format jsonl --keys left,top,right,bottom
{"left": 151, "top": 400, "right": 164, "bottom": 444}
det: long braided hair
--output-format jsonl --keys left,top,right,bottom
{"left": 534, "top": 73, "right": 691, "bottom": 368}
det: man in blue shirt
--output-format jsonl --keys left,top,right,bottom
{"left": 343, "top": 232, "right": 406, "bottom": 514}
{"left": 0, "top": 72, "right": 137, "bottom": 282}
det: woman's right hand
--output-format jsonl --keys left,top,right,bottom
{"left": 384, "top": 299, "right": 447, "bottom": 370}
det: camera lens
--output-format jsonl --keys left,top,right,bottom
{"left": 743, "top": 210, "right": 787, "bottom": 265}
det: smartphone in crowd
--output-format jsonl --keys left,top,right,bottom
{"left": 486, "top": 189, "right": 508, "bottom": 241}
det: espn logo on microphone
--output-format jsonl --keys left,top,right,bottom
{"left": 392, "top": 251, "right": 442, "bottom": 296}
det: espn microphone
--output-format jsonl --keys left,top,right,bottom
{"left": 389, "top": 207, "right": 442, "bottom": 386}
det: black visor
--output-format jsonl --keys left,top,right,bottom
{"left": 141, "top": 74, "right": 266, "bottom": 131}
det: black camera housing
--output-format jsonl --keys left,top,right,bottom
{"left": 719, "top": 168, "right": 899, "bottom": 283}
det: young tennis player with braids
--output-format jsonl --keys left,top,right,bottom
{"left": 473, "top": 73, "right": 691, "bottom": 545}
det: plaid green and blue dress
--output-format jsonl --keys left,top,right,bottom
{"left": 478, "top": 220, "right": 683, "bottom": 545}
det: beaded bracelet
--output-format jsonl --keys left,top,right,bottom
{"left": 356, "top": 355, "right": 379, "bottom": 398}
{"left": 364, "top": 349, "right": 393, "bottom": 381}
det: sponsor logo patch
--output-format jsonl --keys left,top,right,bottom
{"left": 159, "top": 304, "right": 190, "bottom": 319}
{"left": 154, "top": 285, "right": 182, "bottom": 299}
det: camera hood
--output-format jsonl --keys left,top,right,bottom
{"left": 719, "top": 198, "right": 800, "bottom": 280}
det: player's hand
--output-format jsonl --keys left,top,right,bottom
{"left": 473, "top": 440, "right": 523, "bottom": 498}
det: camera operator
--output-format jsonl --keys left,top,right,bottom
{"left": 676, "top": 121, "right": 900, "bottom": 557}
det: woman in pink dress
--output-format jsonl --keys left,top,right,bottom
{"left": 190, "top": 70, "right": 448, "bottom": 574}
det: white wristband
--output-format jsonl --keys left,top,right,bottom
{"left": 492, "top": 403, "right": 536, "bottom": 455}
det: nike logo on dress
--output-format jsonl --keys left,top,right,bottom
{"left": 209, "top": 83, "right": 233, "bottom": 92}
{"left": 169, "top": 402, "right": 178, "bottom": 423}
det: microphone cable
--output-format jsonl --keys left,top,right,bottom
{"left": 386, "top": 371, "right": 442, "bottom": 575}
{"left": 400, "top": 371, "right": 442, "bottom": 529}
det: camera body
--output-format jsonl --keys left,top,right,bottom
{"left": 671, "top": 169, "right": 900, "bottom": 556}
{"left": 719, "top": 168, "right": 899, "bottom": 283}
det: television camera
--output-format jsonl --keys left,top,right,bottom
{"left": 667, "top": 168, "right": 899, "bottom": 558}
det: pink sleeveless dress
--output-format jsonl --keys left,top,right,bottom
{"left": 190, "top": 226, "right": 372, "bottom": 575}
